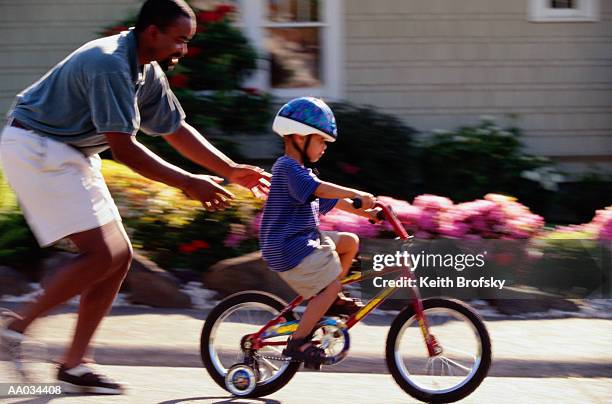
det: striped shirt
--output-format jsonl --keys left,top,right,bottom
{"left": 260, "top": 156, "right": 338, "bottom": 272}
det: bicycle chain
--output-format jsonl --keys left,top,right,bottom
{"left": 254, "top": 353, "right": 299, "bottom": 363}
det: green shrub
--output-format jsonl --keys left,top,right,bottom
{"left": 315, "top": 102, "right": 418, "bottom": 199}
{"left": 102, "top": 160, "right": 263, "bottom": 272}
{"left": 418, "top": 119, "right": 559, "bottom": 215}
{"left": 178, "top": 18, "right": 257, "bottom": 91}
{"left": 552, "top": 173, "right": 612, "bottom": 224}
{"left": 0, "top": 167, "right": 43, "bottom": 266}
{"left": 100, "top": 2, "right": 272, "bottom": 169}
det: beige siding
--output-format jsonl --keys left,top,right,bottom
{"left": 0, "top": 0, "right": 141, "bottom": 117}
{"left": 344, "top": 0, "right": 612, "bottom": 161}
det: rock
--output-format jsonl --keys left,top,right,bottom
{"left": 489, "top": 298, "right": 580, "bottom": 316}
{"left": 487, "top": 287, "right": 579, "bottom": 315}
{"left": 203, "top": 251, "right": 297, "bottom": 302}
{"left": 126, "top": 251, "right": 192, "bottom": 309}
{"left": 0, "top": 266, "right": 32, "bottom": 297}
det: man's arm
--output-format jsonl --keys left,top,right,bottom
{"left": 164, "top": 122, "right": 271, "bottom": 196}
{"left": 106, "top": 132, "right": 232, "bottom": 211}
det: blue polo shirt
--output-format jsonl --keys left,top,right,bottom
{"left": 260, "top": 156, "right": 338, "bottom": 272}
{"left": 8, "top": 29, "right": 185, "bottom": 156}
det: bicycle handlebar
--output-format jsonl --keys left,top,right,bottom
{"left": 350, "top": 198, "right": 410, "bottom": 239}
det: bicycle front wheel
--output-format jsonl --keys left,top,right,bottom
{"left": 385, "top": 298, "right": 492, "bottom": 403}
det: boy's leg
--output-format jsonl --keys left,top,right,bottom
{"left": 324, "top": 232, "right": 363, "bottom": 316}
{"left": 332, "top": 232, "right": 359, "bottom": 279}
{"left": 292, "top": 280, "right": 341, "bottom": 341}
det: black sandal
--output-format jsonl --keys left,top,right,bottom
{"left": 282, "top": 337, "right": 326, "bottom": 369}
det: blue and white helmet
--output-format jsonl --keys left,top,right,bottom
{"left": 272, "top": 97, "right": 337, "bottom": 142}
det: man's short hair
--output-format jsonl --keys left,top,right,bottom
{"left": 135, "top": 0, "right": 195, "bottom": 33}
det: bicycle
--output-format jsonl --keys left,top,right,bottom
{"left": 200, "top": 201, "right": 492, "bottom": 403}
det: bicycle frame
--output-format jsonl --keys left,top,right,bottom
{"left": 249, "top": 203, "right": 441, "bottom": 357}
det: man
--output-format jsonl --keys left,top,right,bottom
{"left": 0, "top": 0, "right": 269, "bottom": 394}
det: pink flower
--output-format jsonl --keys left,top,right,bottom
{"left": 417, "top": 210, "right": 439, "bottom": 232}
{"left": 319, "top": 209, "right": 380, "bottom": 238}
{"left": 250, "top": 212, "right": 263, "bottom": 234}
{"left": 413, "top": 194, "right": 453, "bottom": 210}
{"left": 224, "top": 233, "right": 246, "bottom": 248}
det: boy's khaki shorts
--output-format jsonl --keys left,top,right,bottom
{"left": 278, "top": 231, "right": 342, "bottom": 299}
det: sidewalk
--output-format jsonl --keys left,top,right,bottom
{"left": 1, "top": 365, "right": 611, "bottom": 403}
{"left": 1, "top": 304, "right": 611, "bottom": 379}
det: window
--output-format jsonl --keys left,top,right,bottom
{"left": 528, "top": 0, "right": 600, "bottom": 22}
{"left": 238, "top": 0, "right": 343, "bottom": 99}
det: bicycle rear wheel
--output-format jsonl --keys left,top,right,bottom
{"left": 200, "top": 291, "right": 300, "bottom": 397}
{"left": 385, "top": 298, "right": 491, "bottom": 403}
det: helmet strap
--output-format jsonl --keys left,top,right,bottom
{"left": 290, "top": 135, "right": 313, "bottom": 166}
{"left": 290, "top": 135, "right": 319, "bottom": 175}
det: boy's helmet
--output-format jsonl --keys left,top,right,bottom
{"left": 272, "top": 97, "right": 337, "bottom": 142}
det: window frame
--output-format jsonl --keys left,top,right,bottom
{"left": 528, "top": 0, "right": 600, "bottom": 22}
{"left": 237, "top": 0, "right": 344, "bottom": 100}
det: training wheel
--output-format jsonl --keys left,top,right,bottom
{"left": 224, "top": 364, "right": 258, "bottom": 396}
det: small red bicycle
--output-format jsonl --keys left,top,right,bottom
{"left": 200, "top": 202, "right": 492, "bottom": 403}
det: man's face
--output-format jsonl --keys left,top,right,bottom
{"left": 149, "top": 16, "right": 196, "bottom": 71}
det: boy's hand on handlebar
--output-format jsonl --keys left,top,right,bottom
{"left": 355, "top": 192, "right": 376, "bottom": 210}
{"left": 366, "top": 207, "right": 384, "bottom": 223}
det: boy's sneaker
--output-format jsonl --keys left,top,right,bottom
{"left": 0, "top": 322, "right": 28, "bottom": 378}
{"left": 58, "top": 364, "right": 124, "bottom": 395}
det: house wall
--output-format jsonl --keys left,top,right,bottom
{"left": 344, "top": 0, "right": 612, "bottom": 169}
{"left": 0, "top": 0, "right": 141, "bottom": 117}
{"left": 1, "top": 0, "right": 610, "bottom": 171}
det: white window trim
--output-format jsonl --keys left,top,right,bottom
{"left": 238, "top": 0, "right": 344, "bottom": 101}
{"left": 528, "top": 0, "right": 600, "bottom": 22}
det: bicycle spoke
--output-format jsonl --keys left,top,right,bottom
{"left": 207, "top": 301, "right": 294, "bottom": 388}
{"left": 440, "top": 356, "right": 471, "bottom": 373}
{"left": 443, "top": 346, "right": 478, "bottom": 362}
{"left": 267, "top": 345, "right": 284, "bottom": 355}
{"left": 393, "top": 304, "right": 486, "bottom": 394}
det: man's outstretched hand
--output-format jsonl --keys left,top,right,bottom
{"left": 182, "top": 174, "right": 234, "bottom": 212}
{"left": 228, "top": 164, "right": 272, "bottom": 199}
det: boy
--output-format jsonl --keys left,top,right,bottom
{"left": 259, "top": 97, "right": 380, "bottom": 366}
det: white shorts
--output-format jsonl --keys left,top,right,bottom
{"left": 0, "top": 125, "right": 121, "bottom": 247}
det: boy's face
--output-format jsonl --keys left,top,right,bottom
{"left": 304, "top": 134, "right": 328, "bottom": 162}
